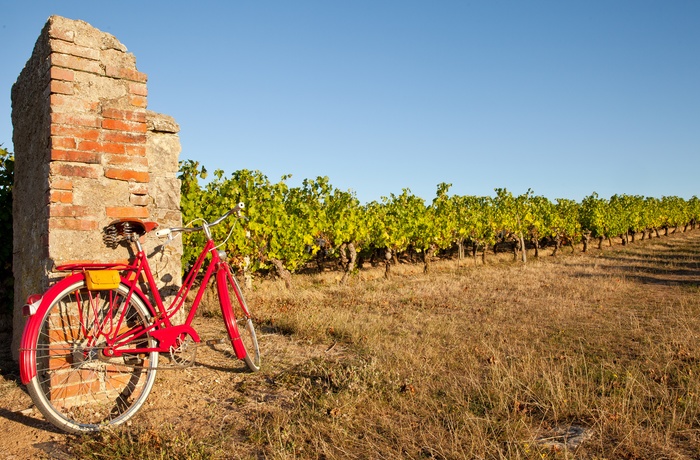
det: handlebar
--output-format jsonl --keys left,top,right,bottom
{"left": 155, "top": 202, "right": 245, "bottom": 238}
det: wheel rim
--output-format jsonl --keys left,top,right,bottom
{"left": 29, "top": 281, "right": 158, "bottom": 431}
{"left": 239, "top": 317, "right": 261, "bottom": 369}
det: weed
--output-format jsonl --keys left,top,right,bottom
{"left": 74, "top": 425, "right": 217, "bottom": 459}
{"left": 74, "top": 232, "right": 700, "bottom": 459}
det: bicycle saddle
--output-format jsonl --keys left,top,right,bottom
{"left": 103, "top": 219, "right": 158, "bottom": 248}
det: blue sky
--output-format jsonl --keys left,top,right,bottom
{"left": 1, "top": 1, "right": 698, "bottom": 204}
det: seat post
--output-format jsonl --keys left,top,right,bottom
{"left": 132, "top": 234, "right": 144, "bottom": 253}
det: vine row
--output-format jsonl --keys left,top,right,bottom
{"left": 179, "top": 160, "right": 700, "bottom": 285}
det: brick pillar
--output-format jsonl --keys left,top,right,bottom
{"left": 10, "top": 16, "right": 183, "bottom": 358}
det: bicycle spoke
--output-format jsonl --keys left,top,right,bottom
{"left": 26, "top": 280, "right": 159, "bottom": 432}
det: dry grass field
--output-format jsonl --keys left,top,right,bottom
{"left": 1, "top": 230, "right": 700, "bottom": 459}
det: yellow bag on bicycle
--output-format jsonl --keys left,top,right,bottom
{"left": 85, "top": 270, "right": 121, "bottom": 291}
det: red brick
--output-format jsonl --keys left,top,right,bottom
{"left": 51, "top": 113, "right": 100, "bottom": 128}
{"left": 105, "top": 65, "right": 147, "bottom": 83}
{"left": 128, "top": 82, "right": 148, "bottom": 97}
{"left": 51, "top": 124, "right": 101, "bottom": 141}
{"left": 52, "top": 137, "right": 76, "bottom": 150}
{"left": 50, "top": 39, "right": 100, "bottom": 61}
{"left": 50, "top": 67, "right": 75, "bottom": 82}
{"left": 101, "top": 108, "right": 123, "bottom": 120}
{"left": 50, "top": 53, "right": 103, "bottom": 75}
{"left": 50, "top": 179, "right": 74, "bottom": 191}
{"left": 47, "top": 354, "right": 76, "bottom": 372}
{"left": 105, "top": 169, "right": 149, "bottom": 183}
{"left": 50, "top": 375, "right": 103, "bottom": 402}
{"left": 105, "top": 154, "right": 148, "bottom": 167}
{"left": 100, "top": 142, "right": 127, "bottom": 155}
{"left": 106, "top": 206, "right": 149, "bottom": 219}
{"left": 49, "top": 368, "right": 96, "bottom": 389}
{"left": 50, "top": 80, "right": 74, "bottom": 95}
{"left": 48, "top": 190, "right": 73, "bottom": 204}
{"left": 48, "top": 356, "right": 81, "bottom": 374}
{"left": 124, "top": 145, "right": 147, "bottom": 156}
{"left": 50, "top": 94, "right": 99, "bottom": 112}
{"left": 51, "top": 149, "right": 100, "bottom": 164}
{"left": 75, "top": 140, "right": 100, "bottom": 152}
{"left": 130, "top": 96, "right": 148, "bottom": 108}
{"left": 102, "top": 108, "right": 147, "bottom": 123}
{"left": 50, "top": 163, "right": 101, "bottom": 179}
{"left": 49, "top": 204, "right": 90, "bottom": 218}
{"left": 102, "top": 131, "right": 146, "bottom": 145}
{"left": 102, "top": 118, "right": 147, "bottom": 133}
{"left": 49, "top": 219, "right": 100, "bottom": 232}
{"left": 75, "top": 141, "right": 125, "bottom": 155}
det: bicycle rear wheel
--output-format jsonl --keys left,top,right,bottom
{"left": 218, "top": 267, "right": 261, "bottom": 372}
{"left": 25, "top": 280, "right": 159, "bottom": 433}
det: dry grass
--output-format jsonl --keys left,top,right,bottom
{"left": 73, "top": 232, "right": 700, "bottom": 458}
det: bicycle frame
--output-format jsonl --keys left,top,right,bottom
{"left": 18, "top": 203, "right": 259, "bottom": 434}
{"left": 19, "top": 228, "right": 247, "bottom": 384}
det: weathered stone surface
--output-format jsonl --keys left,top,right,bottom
{"left": 11, "top": 16, "right": 183, "bottom": 358}
{"left": 74, "top": 72, "right": 131, "bottom": 101}
{"left": 147, "top": 111, "right": 180, "bottom": 134}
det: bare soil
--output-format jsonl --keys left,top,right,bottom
{"left": 1, "top": 230, "right": 699, "bottom": 459}
{"left": 0, "top": 313, "right": 330, "bottom": 459}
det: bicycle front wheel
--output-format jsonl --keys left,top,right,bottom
{"left": 218, "top": 268, "right": 261, "bottom": 372}
{"left": 25, "top": 280, "right": 159, "bottom": 433}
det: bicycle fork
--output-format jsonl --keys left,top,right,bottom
{"left": 215, "top": 261, "right": 249, "bottom": 360}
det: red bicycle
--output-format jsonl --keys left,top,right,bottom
{"left": 18, "top": 203, "right": 260, "bottom": 433}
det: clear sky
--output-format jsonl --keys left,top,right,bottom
{"left": 1, "top": 1, "right": 698, "bottom": 204}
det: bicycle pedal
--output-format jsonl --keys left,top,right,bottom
{"left": 205, "top": 338, "right": 226, "bottom": 346}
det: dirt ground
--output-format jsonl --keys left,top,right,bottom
{"left": 0, "top": 315, "right": 332, "bottom": 459}
{"left": 2, "top": 231, "right": 699, "bottom": 458}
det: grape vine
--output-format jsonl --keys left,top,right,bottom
{"left": 178, "top": 161, "right": 699, "bottom": 285}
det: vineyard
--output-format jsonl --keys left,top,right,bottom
{"left": 179, "top": 160, "right": 700, "bottom": 284}
{"left": 1, "top": 158, "right": 699, "bottom": 458}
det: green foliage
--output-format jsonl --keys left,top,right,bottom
{"left": 178, "top": 159, "right": 208, "bottom": 267}
{"left": 430, "top": 183, "right": 459, "bottom": 251}
{"left": 272, "top": 177, "right": 320, "bottom": 271}
{"left": 642, "top": 196, "right": 663, "bottom": 231}
{"left": 688, "top": 196, "right": 700, "bottom": 225}
{"left": 454, "top": 195, "right": 496, "bottom": 248}
{"left": 323, "top": 185, "right": 367, "bottom": 250}
{"left": 660, "top": 195, "right": 688, "bottom": 229}
{"left": 580, "top": 192, "right": 608, "bottom": 239}
{"left": 553, "top": 198, "right": 581, "bottom": 243}
{"left": 179, "top": 165, "right": 326, "bottom": 274}
{"left": 177, "top": 160, "right": 698, "bottom": 275}
{"left": 380, "top": 189, "right": 428, "bottom": 254}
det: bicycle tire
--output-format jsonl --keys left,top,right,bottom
{"left": 25, "top": 280, "right": 159, "bottom": 433}
{"left": 218, "top": 267, "right": 261, "bottom": 372}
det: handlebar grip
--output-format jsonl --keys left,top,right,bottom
{"left": 233, "top": 202, "right": 245, "bottom": 218}
{"left": 155, "top": 228, "right": 172, "bottom": 238}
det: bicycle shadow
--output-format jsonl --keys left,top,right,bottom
{"left": 0, "top": 407, "right": 63, "bottom": 433}
{"left": 159, "top": 341, "right": 253, "bottom": 374}
{"left": 194, "top": 350, "right": 252, "bottom": 374}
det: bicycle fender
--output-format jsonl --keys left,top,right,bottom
{"left": 216, "top": 268, "right": 248, "bottom": 360}
{"left": 18, "top": 273, "right": 152, "bottom": 384}
{"left": 19, "top": 273, "right": 85, "bottom": 384}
